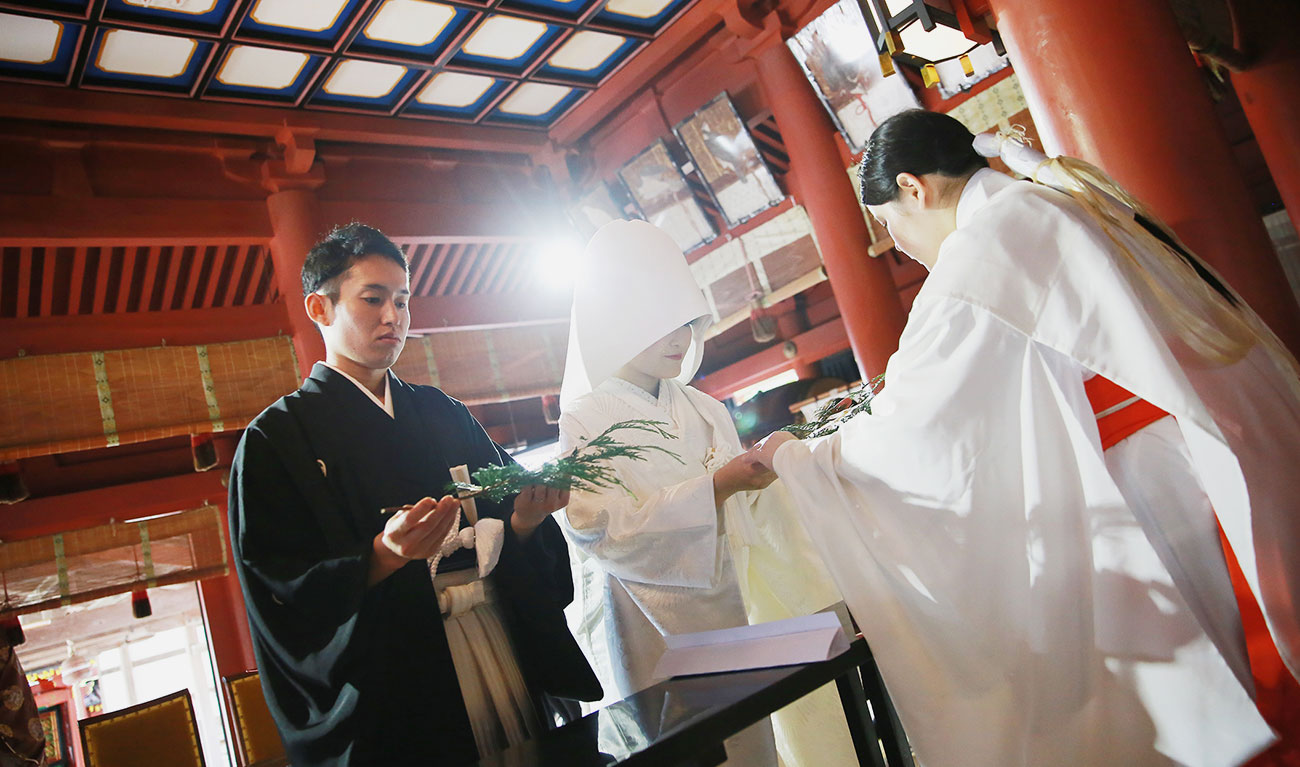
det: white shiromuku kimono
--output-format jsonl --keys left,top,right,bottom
{"left": 561, "top": 376, "right": 750, "bottom": 697}
{"left": 772, "top": 168, "right": 1299, "bottom": 767}
{"left": 558, "top": 220, "right": 853, "bottom": 767}
{"left": 561, "top": 377, "right": 855, "bottom": 767}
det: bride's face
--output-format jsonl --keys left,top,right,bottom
{"left": 626, "top": 323, "right": 693, "bottom": 381}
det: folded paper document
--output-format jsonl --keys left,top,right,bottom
{"left": 652, "top": 612, "right": 850, "bottom": 679}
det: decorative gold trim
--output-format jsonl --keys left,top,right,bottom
{"left": 546, "top": 31, "right": 624, "bottom": 72}
{"left": 95, "top": 29, "right": 199, "bottom": 79}
{"left": 195, "top": 345, "right": 225, "bottom": 431}
{"left": 122, "top": 0, "right": 220, "bottom": 16}
{"left": 0, "top": 18, "right": 63, "bottom": 66}
{"left": 283, "top": 335, "right": 300, "bottom": 379}
{"left": 251, "top": 0, "right": 349, "bottom": 32}
{"left": 91, "top": 351, "right": 120, "bottom": 447}
{"left": 53, "top": 534, "right": 70, "bottom": 606}
{"left": 482, "top": 333, "right": 509, "bottom": 402}
{"left": 321, "top": 60, "right": 407, "bottom": 98}
{"left": 214, "top": 45, "right": 309, "bottom": 89}
{"left": 420, "top": 336, "right": 442, "bottom": 386}
{"left": 600, "top": 0, "right": 674, "bottom": 21}
{"left": 362, "top": 0, "right": 455, "bottom": 47}
{"left": 498, "top": 83, "right": 571, "bottom": 116}
{"left": 462, "top": 16, "right": 547, "bottom": 60}
{"left": 138, "top": 522, "right": 157, "bottom": 588}
{"left": 416, "top": 72, "right": 494, "bottom": 106}
{"left": 210, "top": 505, "right": 230, "bottom": 575}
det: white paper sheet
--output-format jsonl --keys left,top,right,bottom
{"left": 652, "top": 612, "right": 850, "bottom": 679}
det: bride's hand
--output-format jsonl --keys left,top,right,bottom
{"left": 713, "top": 448, "right": 778, "bottom": 507}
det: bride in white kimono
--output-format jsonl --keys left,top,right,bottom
{"left": 558, "top": 220, "right": 855, "bottom": 766}
{"left": 754, "top": 110, "right": 1300, "bottom": 767}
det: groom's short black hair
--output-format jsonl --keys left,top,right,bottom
{"left": 301, "top": 223, "right": 408, "bottom": 299}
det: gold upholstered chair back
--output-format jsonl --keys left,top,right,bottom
{"left": 79, "top": 689, "right": 205, "bottom": 767}
{"left": 224, "top": 672, "right": 289, "bottom": 767}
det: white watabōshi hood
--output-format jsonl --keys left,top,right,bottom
{"left": 560, "top": 219, "right": 713, "bottom": 408}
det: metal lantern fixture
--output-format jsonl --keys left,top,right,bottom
{"left": 856, "top": 0, "right": 1003, "bottom": 85}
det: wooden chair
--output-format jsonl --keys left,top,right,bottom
{"left": 224, "top": 671, "right": 289, "bottom": 767}
{"left": 79, "top": 689, "right": 205, "bottom": 767}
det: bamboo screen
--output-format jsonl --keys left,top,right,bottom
{"left": 0, "top": 336, "right": 299, "bottom": 461}
{"left": 391, "top": 322, "right": 568, "bottom": 405}
{"left": 688, "top": 204, "right": 825, "bottom": 338}
{"left": 0, "top": 506, "right": 227, "bottom": 618}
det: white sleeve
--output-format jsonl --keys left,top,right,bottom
{"left": 558, "top": 411, "right": 721, "bottom": 589}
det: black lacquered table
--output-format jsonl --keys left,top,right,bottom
{"left": 476, "top": 638, "right": 913, "bottom": 767}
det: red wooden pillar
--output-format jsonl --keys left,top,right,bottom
{"left": 199, "top": 506, "right": 257, "bottom": 757}
{"left": 750, "top": 27, "right": 907, "bottom": 379}
{"left": 266, "top": 188, "right": 326, "bottom": 379}
{"left": 988, "top": 0, "right": 1300, "bottom": 354}
{"left": 1232, "top": 0, "right": 1300, "bottom": 234}
{"left": 199, "top": 569, "right": 255, "bottom": 680}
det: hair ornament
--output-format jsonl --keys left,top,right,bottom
{"left": 970, "top": 130, "right": 1298, "bottom": 378}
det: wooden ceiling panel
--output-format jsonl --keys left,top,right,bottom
{"left": 0, "top": 0, "right": 700, "bottom": 130}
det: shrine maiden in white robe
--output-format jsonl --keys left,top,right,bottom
{"left": 771, "top": 168, "right": 1300, "bottom": 767}
{"left": 558, "top": 219, "right": 853, "bottom": 767}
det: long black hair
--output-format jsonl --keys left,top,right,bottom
{"left": 860, "top": 110, "right": 1237, "bottom": 305}
{"left": 857, "top": 110, "right": 988, "bottom": 206}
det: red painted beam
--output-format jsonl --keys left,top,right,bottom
{"left": 0, "top": 83, "right": 551, "bottom": 155}
{"left": 0, "top": 302, "right": 292, "bottom": 359}
{"left": 697, "top": 317, "right": 849, "bottom": 399}
{"left": 0, "top": 195, "right": 273, "bottom": 244}
{"left": 1, "top": 195, "right": 548, "bottom": 248}
{"left": 407, "top": 291, "right": 570, "bottom": 333}
{"left": 321, "top": 201, "right": 544, "bottom": 242}
{"left": 0, "top": 471, "right": 228, "bottom": 541}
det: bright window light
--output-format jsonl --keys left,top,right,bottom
{"left": 534, "top": 238, "right": 582, "bottom": 290}
{"left": 730, "top": 368, "right": 800, "bottom": 406}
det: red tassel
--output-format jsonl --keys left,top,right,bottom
{"left": 191, "top": 434, "right": 217, "bottom": 472}
{"left": 1, "top": 614, "right": 25, "bottom": 646}
{"left": 131, "top": 590, "right": 152, "bottom": 619}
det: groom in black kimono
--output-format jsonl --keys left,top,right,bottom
{"left": 228, "top": 223, "right": 601, "bottom": 767}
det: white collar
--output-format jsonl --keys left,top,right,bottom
{"left": 955, "top": 168, "right": 1020, "bottom": 230}
{"left": 604, "top": 376, "right": 671, "bottom": 409}
{"left": 324, "top": 363, "right": 394, "bottom": 418}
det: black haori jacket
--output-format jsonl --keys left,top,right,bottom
{"left": 229, "top": 363, "right": 600, "bottom": 767}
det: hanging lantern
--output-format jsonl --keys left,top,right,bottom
{"left": 857, "top": 0, "right": 1000, "bottom": 71}
{"left": 749, "top": 297, "right": 777, "bottom": 344}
